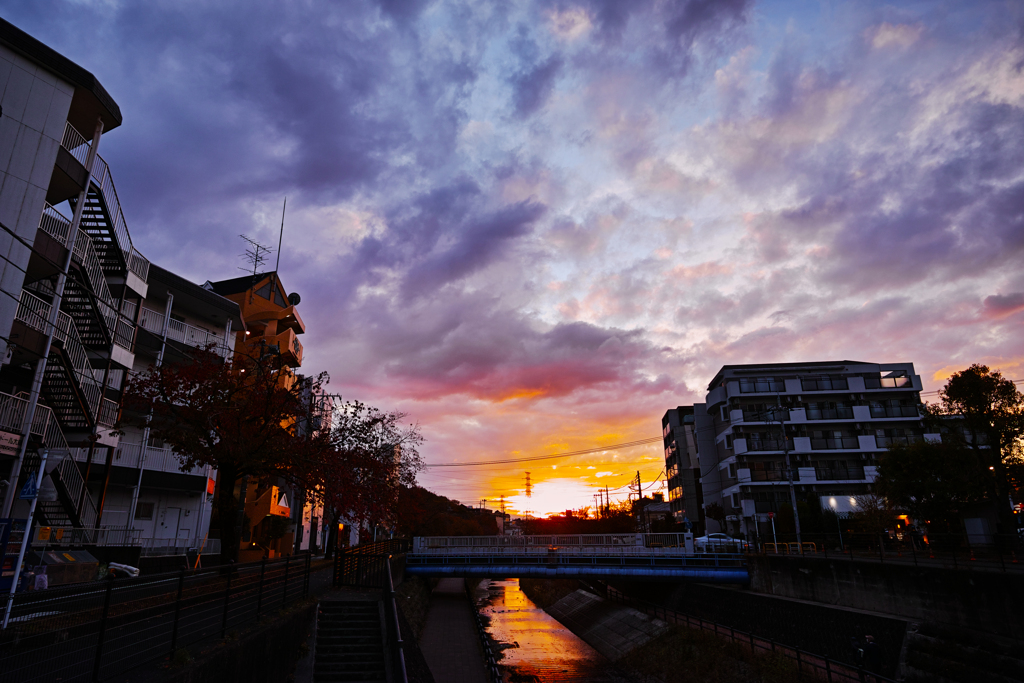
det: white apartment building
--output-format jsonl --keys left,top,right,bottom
{"left": 693, "top": 360, "right": 939, "bottom": 538}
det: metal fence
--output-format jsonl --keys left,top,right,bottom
{"left": 606, "top": 587, "right": 896, "bottom": 683}
{"left": 333, "top": 538, "right": 410, "bottom": 588}
{"left": 0, "top": 554, "right": 320, "bottom": 683}
{"left": 747, "top": 531, "right": 1024, "bottom": 574}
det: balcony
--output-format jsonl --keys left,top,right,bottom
{"left": 739, "top": 378, "right": 785, "bottom": 394}
{"left": 876, "top": 434, "right": 923, "bottom": 448}
{"left": 810, "top": 437, "right": 860, "bottom": 449}
{"left": 864, "top": 376, "right": 912, "bottom": 389}
{"left": 814, "top": 466, "right": 866, "bottom": 481}
{"left": 869, "top": 404, "right": 919, "bottom": 418}
{"left": 73, "top": 442, "right": 207, "bottom": 477}
{"left": 741, "top": 409, "right": 789, "bottom": 423}
{"left": 801, "top": 377, "right": 849, "bottom": 392}
{"left": 746, "top": 438, "right": 793, "bottom": 452}
{"left": 744, "top": 469, "right": 794, "bottom": 482}
{"left": 264, "top": 327, "right": 303, "bottom": 367}
{"left": 138, "top": 306, "right": 230, "bottom": 359}
{"left": 805, "top": 406, "right": 854, "bottom": 420}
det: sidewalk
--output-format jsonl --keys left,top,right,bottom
{"left": 419, "top": 578, "right": 488, "bottom": 683}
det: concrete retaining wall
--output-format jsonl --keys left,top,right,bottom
{"left": 545, "top": 589, "right": 668, "bottom": 661}
{"left": 748, "top": 555, "right": 1024, "bottom": 639}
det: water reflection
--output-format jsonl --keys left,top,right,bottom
{"left": 474, "top": 578, "right": 633, "bottom": 683}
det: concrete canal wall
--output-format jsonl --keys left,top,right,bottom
{"left": 544, "top": 589, "right": 669, "bottom": 661}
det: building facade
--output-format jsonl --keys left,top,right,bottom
{"left": 0, "top": 19, "right": 153, "bottom": 559}
{"left": 672, "top": 361, "right": 938, "bottom": 538}
{"left": 662, "top": 406, "right": 703, "bottom": 531}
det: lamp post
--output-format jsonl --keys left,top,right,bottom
{"left": 828, "top": 497, "right": 845, "bottom": 552}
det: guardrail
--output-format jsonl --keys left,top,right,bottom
{"left": 0, "top": 554, "right": 315, "bottom": 682}
{"left": 60, "top": 122, "right": 90, "bottom": 167}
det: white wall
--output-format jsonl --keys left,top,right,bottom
{"left": 0, "top": 44, "right": 74, "bottom": 358}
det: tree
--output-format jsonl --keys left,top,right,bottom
{"left": 704, "top": 502, "right": 727, "bottom": 533}
{"left": 929, "top": 364, "right": 1024, "bottom": 533}
{"left": 122, "top": 345, "right": 328, "bottom": 562}
{"left": 309, "top": 400, "right": 424, "bottom": 546}
{"left": 874, "top": 439, "right": 990, "bottom": 534}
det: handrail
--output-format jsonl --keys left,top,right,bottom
{"left": 38, "top": 203, "right": 72, "bottom": 244}
{"left": 0, "top": 390, "right": 97, "bottom": 527}
{"left": 90, "top": 155, "right": 150, "bottom": 282}
{"left": 383, "top": 559, "right": 408, "bottom": 683}
{"left": 17, "top": 290, "right": 104, "bottom": 419}
{"left": 61, "top": 122, "right": 91, "bottom": 167}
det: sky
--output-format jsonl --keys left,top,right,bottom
{"left": 5, "top": 0, "right": 1023, "bottom": 517}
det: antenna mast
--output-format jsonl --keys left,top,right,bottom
{"left": 275, "top": 197, "right": 287, "bottom": 273}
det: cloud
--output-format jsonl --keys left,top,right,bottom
{"left": 982, "top": 293, "right": 1024, "bottom": 318}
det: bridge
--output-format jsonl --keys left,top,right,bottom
{"left": 405, "top": 533, "right": 749, "bottom": 583}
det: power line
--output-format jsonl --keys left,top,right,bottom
{"left": 423, "top": 436, "right": 662, "bottom": 468}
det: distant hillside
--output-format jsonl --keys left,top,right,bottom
{"left": 397, "top": 485, "right": 499, "bottom": 537}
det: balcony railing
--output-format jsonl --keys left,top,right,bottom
{"left": 742, "top": 409, "right": 789, "bottom": 422}
{"left": 746, "top": 438, "right": 793, "bottom": 451}
{"left": 98, "top": 398, "right": 119, "bottom": 427}
{"left": 739, "top": 379, "right": 785, "bottom": 393}
{"left": 876, "top": 434, "right": 923, "bottom": 448}
{"left": 61, "top": 122, "right": 91, "bottom": 167}
{"left": 74, "top": 441, "right": 208, "bottom": 477}
{"left": 814, "top": 466, "right": 865, "bottom": 481}
{"left": 138, "top": 306, "right": 230, "bottom": 359}
{"left": 745, "top": 469, "right": 792, "bottom": 481}
{"left": 810, "top": 437, "right": 859, "bottom": 449}
{"left": 864, "top": 376, "right": 912, "bottom": 389}
{"left": 39, "top": 203, "right": 72, "bottom": 244}
{"left": 90, "top": 155, "right": 151, "bottom": 282}
{"left": 869, "top": 404, "right": 919, "bottom": 418}
{"left": 801, "top": 377, "right": 849, "bottom": 391}
{"left": 805, "top": 406, "right": 854, "bottom": 420}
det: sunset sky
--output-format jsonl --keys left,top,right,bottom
{"left": 8, "top": 0, "right": 1023, "bottom": 517}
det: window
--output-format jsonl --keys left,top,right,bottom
{"left": 728, "top": 464, "right": 736, "bottom": 478}
{"left": 134, "top": 502, "right": 155, "bottom": 520}
{"left": 721, "top": 406, "right": 730, "bottom": 421}
{"left": 255, "top": 282, "right": 273, "bottom": 300}
{"left": 724, "top": 434, "right": 733, "bottom": 449}
{"left": 731, "top": 493, "right": 740, "bottom": 507}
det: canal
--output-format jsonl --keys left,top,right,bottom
{"left": 473, "top": 578, "right": 634, "bottom": 683}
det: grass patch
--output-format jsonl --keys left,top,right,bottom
{"left": 622, "top": 625, "right": 818, "bottom": 683}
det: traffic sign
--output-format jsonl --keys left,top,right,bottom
{"left": 18, "top": 477, "right": 37, "bottom": 500}
{"left": 767, "top": 512, "right": 775, "bottom": 519}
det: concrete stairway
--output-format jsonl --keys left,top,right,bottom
{"left": 313, "top": 600, "right": 388, "bottom": 683}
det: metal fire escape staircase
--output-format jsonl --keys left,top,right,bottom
{"left": 4, "top": 140, "right": 148, "bottom": 531}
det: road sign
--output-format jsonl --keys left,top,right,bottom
{"left": 0, "top": 431, "right": 21, "bottom": 457}
{"left": 18, "top": 478, "right": 37, "bottom": 500}
{"left": 767, "top": 512, "right": 775, "bottom": 519}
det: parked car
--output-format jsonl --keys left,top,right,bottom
{"left": 694, "top": 533, "right": 748, "bottom": 552}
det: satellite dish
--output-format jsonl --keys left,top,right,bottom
{"left": 288, "top": 292, "right": 301, "bottom": 306}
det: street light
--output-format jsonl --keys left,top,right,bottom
{"left": 828, "top": 496, "right": 845, "bottom": 552}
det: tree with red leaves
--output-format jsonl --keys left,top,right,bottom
{"left": 306, "top": 400, "right": 424, "bottom": 550}
{"left": 122, "top": 345, "right": 329, "bottom": 562}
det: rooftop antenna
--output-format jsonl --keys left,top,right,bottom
{"left": 239, "top": 234, "right": 273, "bottom": 303}
{"left": 275, "top": 197, "right": 286, "bottom": 273}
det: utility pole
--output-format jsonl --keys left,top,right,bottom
{"left": 524, "top": 472, "right": 532, "bottom": 520}
{"left": 769, "top": 398, "right": 802, "bottom": 552}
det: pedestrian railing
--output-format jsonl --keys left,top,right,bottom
{"left": 0, "top": 553, "right": 318, "bottom": 683}
{"left": 748, "top": 532, "right": 1024, "bottom": 574}
{"left": 333, "top": 538, "right": 410, "bottom": 588}
{"left": 606, "top": 587, "right": 897, "bottom": 683}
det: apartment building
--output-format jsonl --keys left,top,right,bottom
{"left": 80, "top": 264, "right": 243, "bottom": 556}
{"left": 206, "top": 270, "right": 307, "bottom": 560}
{"left": 683, "top": 361, "right": 937, "bottom": 538}
{"left": 0, "top": 20, "right": 154, "bottom": 561}
{"left": 661, "top": 406, "right": 704, "bottom": 531}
